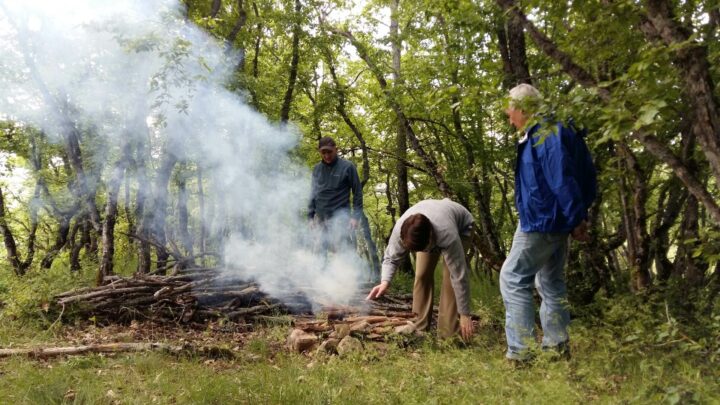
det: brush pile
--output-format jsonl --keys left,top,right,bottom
{"left": 53, "top": 267, "right": 420, "bottom": 333}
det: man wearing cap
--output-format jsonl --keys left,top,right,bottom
{"left": 308, "top": 136, "right": 364, "bottom": 251}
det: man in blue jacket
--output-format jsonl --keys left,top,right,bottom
{"left": 501, "top": 84, "right": 597, "bottom": 362}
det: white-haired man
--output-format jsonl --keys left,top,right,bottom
{"left": 500, "top": 83, "right": 597, "bottom": 362}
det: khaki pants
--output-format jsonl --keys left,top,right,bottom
{"left": 412, "top": 236, "right": 471, "bottom": 338}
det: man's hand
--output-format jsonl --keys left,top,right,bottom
{"left": 460, "top": 314, "right": 475, "bottom": 342}
{"left": 366, "top": 281, "right": 389, "bottom": 300}
{"left": 571, "top": 220, "right": 590, "bottom": 243}
{"left": 349, "top": 218, "right": 359, "bottom": 230}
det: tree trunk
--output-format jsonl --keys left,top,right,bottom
{"left": 390, "top": 0, "right": 410, "bottom": 216}
{"left": 0, "top": 186, "right": 23, "bottom": 275}
{"left": 652, "top": 178, "right": 687, "bottom": 282}
{"left": 98, "top": 143, "right": 131, "bottom": 284}
{"left": 148, "top": 153, "right": 178, "bottom": 273}
{"left": 617, "top": 144, "right": 651, "bottom": 290}
{"left": 135, "top": 138, "right": 152, "bottom": 274}
{"left": 69, "top": 219, "right": 84, "bottom": 272}
{"left": 642, "top": 0, "right": 720, "bottom": 186}
{"left": 249, "top": 1, "right": 262, "bottom": 107}
{"left": 124, "top": 156, "right": 135, "bottom": 245}
{"left": 210, "top": 0, "right": 222, "bottom": 18}
{"left": 177, "top": 169, "right": 194, "bottom": 261}
{"left": 197, "top": 167, "right": 207, "bottom": 266}
{"left": 672, "top": 195, "right": 708, "bottom": 287}
{"left": 496, "top": 8, "right": 532, "bottom": 86}
{"left": 226, "top": 0, "right": 248, "bottom": 75}
{"left": 279, "top": 0, "right": 301, "bottom": 123}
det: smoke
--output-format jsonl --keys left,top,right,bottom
{"left": 0, "top": 0, "right": 368, "bottom": 306}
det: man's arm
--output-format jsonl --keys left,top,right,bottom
{"left": 442, "top": 237, "right": 471, "bottom": 315}
{"left": 538, "top": 127, "right": 586, "bottom": 229}
{"left": 367, "top": 223, "right": 407, "bottom": 299}
{"left": 308, "top": 166, "right": 317, "bottom": 220}
{"left": 349, "top": 163, "right": 363, "bottom": 219}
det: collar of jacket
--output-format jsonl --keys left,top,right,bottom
{"left": 518, "top": 123, "right": 540, "bottom": 145}
{"left": 322, "top": 156, "right": 339, "bottom": 167}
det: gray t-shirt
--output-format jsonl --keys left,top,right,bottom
{"left": 381, "top": 198, "right": 474, "bottom": 315}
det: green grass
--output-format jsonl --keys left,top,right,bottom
{"left": 1, "top": 322, "right": 718, "bottom": 404}
{"left": 1, "top": 261, "right": 719, "bottom": 404}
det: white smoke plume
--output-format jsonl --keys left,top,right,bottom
{"left": 0, "top": 0, "right": 368, "bottom": 307}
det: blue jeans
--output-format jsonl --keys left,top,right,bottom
{"left": 500, "top": 225, "right": 570, "bottom": 359}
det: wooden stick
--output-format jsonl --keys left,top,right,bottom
{"left": 0, "top": 343, "right": 182, "bottom": 358}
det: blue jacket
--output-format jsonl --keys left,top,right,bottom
{"left": 515, "top": 122, "right": 597, "bottom": 233}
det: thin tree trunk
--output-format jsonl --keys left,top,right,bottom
{"left": 652, "top": 179, "right": 686, "bottom": 282}
{"left": 124, "top": 156, "right": 135, "bottom": 245}
{"left": 98, "top": 143, "right": 131, "bottom": 284}
{"left": 210, "top": 0, "right": 222, "bottom": 18}
{"left": 390, "top": 0, "right": 410, "bottom": 215}
{"left": 149, "top": 153, "right": 178, "bottom": 273}
{"left": 69, "top": 219, "right": 84, "bottom": 272}
{"left": 496, "top": 8, "right": 532, "bottom": 86}
{"left": 618, "top": 144, "right": 651, "bottom": 290}
{"left": 249, "top": 1, "right": 262, "bottom": 107}
{"left": 0, "top": 186, "right": 23, "bottom": 275}
{"left": 177, "top": 169, "right": 194, "bottom": 261}
{"left": 226, "top": 0, "right": 248, "bottom": 77}
{"left": 672, "top": 195, "right": 707, "bottom": 288}
{"left": 197, "top": 167, "right": 207, "bottom": 266}
{"left": 135, "top": 137, "right": 152, "bottom": 274}
{"left": 279, "top": 0, "right": 301, "bottom": 123}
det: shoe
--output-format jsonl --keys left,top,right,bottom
{"left": 542, "top": 341, "right": 571, "bottom": 361}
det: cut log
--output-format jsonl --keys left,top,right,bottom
{"left": 287, "top": 328, "right": 318, "bottom": 353}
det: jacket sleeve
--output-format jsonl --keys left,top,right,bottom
{"left": 538, "top": 125, "right": 587, "bottom": 229}
{"left": 381, "top": 222, "right": 407, "bottom": 284}
{"left": 308, "top": 167, "right": 317, "bottom": 220}
{"left": 442, "top": 237, "right": 471, "bottom": 315}
{"left": 349, "top": 163, "right": 363, "bottom": 219}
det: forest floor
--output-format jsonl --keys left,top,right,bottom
{"left": 0, "top": 268, "right": 718, "bottom": 404}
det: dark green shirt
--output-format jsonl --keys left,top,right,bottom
{"left": 308, "top": 157, "right": 363, "bottom": 220}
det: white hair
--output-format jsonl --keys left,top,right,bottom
{"left": 508, "top": 83, "right": 542, "bottom": 105}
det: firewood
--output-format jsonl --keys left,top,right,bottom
{"left": 227, "top": 303, "right": 281, "bottom": 319}
{"left": 349, "top": 320, "right": 371, "bottom": 332}
{"left": 287, "top": 329, "right": 318, "bottom": 353}
{"left": 343, "top": 315, "right": 396, "bottom": 324}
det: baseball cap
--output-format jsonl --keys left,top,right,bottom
{"left": 318, "top": 136, "right": 336, "bottom": 151}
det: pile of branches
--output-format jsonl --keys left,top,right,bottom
{"left": 53, "top": 267, "right": 415, "bottom": 326}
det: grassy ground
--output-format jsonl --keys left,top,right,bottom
{"left": 0, "top": 264, "right": 719, "bottom": 404}
{"left": 1, "top": 322, "right": 717, "bottom": 404}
